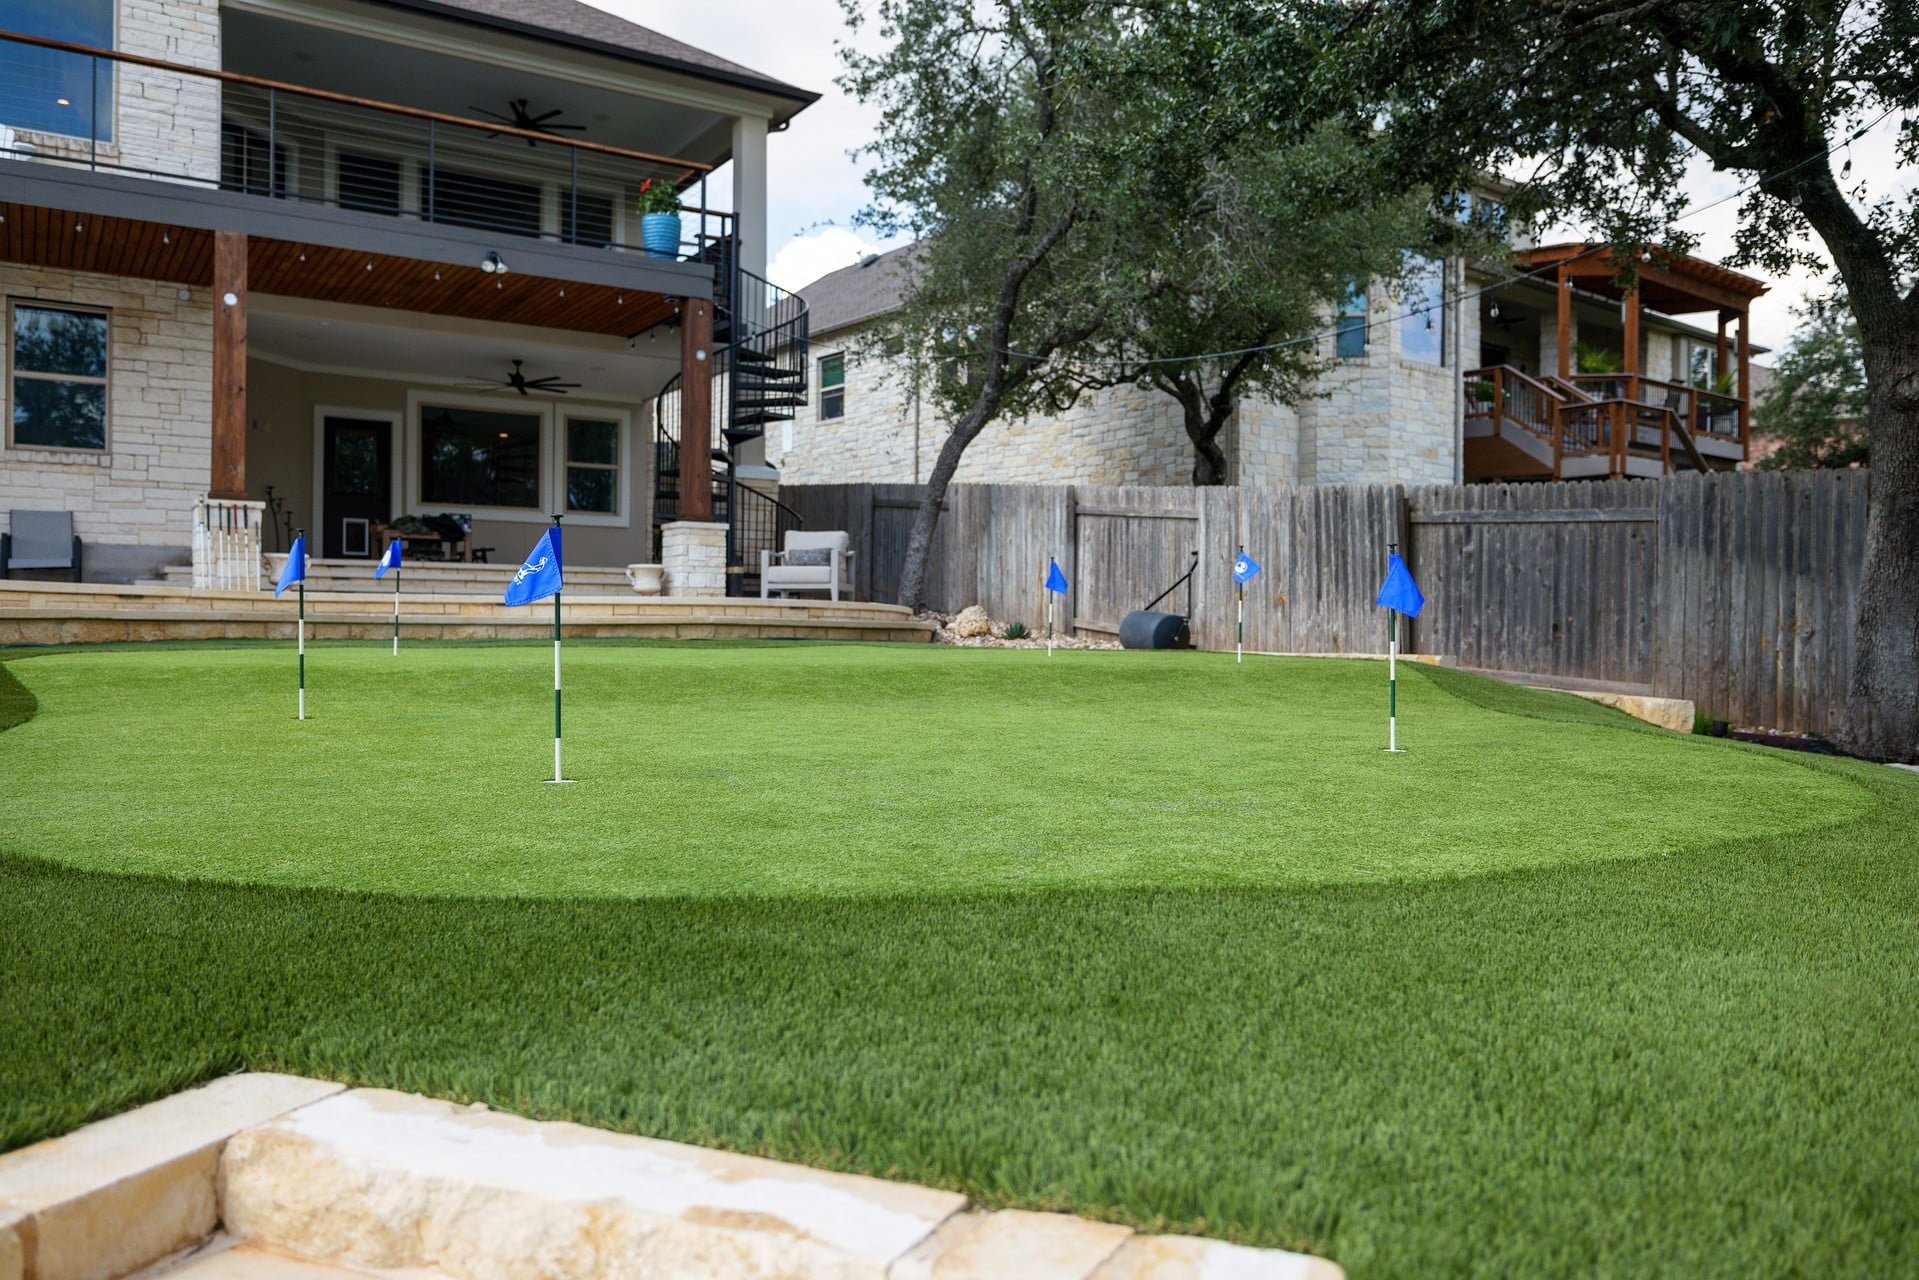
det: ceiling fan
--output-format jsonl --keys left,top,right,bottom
{"left": 464, "top": 360, "right": 582, "bottom": 396}
{"left": 470, "top": 98, "right": 587, "bottom": 146}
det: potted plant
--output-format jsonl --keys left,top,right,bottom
{"left": 635, "top": 179, "right": 682, "bottom": 259}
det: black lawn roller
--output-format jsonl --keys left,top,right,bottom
{"left": 1119, "top": 550, "right": 1199, "bottom": 649}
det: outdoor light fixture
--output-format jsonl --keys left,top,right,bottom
{"left": 1489, "top": 301, "right": 1501, "bottom": 319}
{"left": 481, "top": 251, "right": 509, "bottom": 275}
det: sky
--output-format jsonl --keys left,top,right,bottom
{"left": 599, "top": 1, "right": 1909, "bottom": 354}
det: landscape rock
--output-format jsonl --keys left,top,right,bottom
{"left": 951, "top": 605, "right": 994, "bottom": 638}
{"left": 220, "top": 1088, "right": 968, "bottom": 1280}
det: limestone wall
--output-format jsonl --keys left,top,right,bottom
{"left": 13, "top": 1, "right": 223, "bottom": 187}
{"left": 775, "top": 264, "right": 1475, "bottom": 491}
{"left": 0, "top": 263, "right": 213, "bottom": 576}
{"left": 767, "top": 346, "right": 1194, "bottom": 487}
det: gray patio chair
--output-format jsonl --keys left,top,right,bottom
{"left": 761, "top": 530, "right": 855, "bottom": 601}
{"left": 2, "top": 510, "right": 83, "bottom": 581}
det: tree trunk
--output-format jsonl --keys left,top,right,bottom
{"left": 897, "top": 403, "right": 990, "bottom": 611}
{"left": 1836, "top": 338, "right": 1919, "bottom": 762}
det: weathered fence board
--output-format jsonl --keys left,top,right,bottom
{"left": 782, "top": 470, "right": 1869, "bottom": 734}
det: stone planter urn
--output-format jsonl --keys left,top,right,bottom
{"left": 624, "top": 563, "right": 665, "bottom": 595}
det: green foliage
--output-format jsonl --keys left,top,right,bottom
{"left": 1573, "top": 341, "right": 1622, "bottom": 375}
{"left": 1001, "top": 620, "right": 1030, "bottom": 639}
{"left": 3, "top": 649, "right": 1919, "bottom": 1278}
{"left": 1758, "top": 285, "right": 1870, "bottom": 470}
{"left": 633, "top": 178, "right": 681, "bottom": 217}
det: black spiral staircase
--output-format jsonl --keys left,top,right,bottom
{"left": 653, "top": 239, "right": 810, "bottom": 595}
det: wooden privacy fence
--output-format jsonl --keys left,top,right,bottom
{"left": 782, "top": 470, "right": 1870, "bottom": 735}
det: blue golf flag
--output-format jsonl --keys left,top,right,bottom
{"left": 1044, "top": 558, "right": 1068, "bottom": 594}
{"left": 274, "top": 535, "right": 306, "bottom": 598}
{"left": 1376, "top": 553, "right": 1424, "bottom": 617}
{"left": 504, "top": 527, "right": 563, "bottom": 606}
{"left": 374, "top": 538, "right": 402, "bottom": 578}
{"left": 1233, "top": 551, "right": 1262, "bottom": 584}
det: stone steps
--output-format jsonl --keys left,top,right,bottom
{"left": 0, "top": 581, "right": 934, "bottom": 645}
{"left": 143, "top": 559, "right": 638, "bottom": 595}
{"left": 0, "top": 1076, "right": 1343, "bottom": 1280}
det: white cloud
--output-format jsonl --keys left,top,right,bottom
{"left": 768, "top": 226, "right": 903, "bottom": 292}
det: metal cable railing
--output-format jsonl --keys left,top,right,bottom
{"left": 0, "top": 29, "right": 734, "bottom": 261}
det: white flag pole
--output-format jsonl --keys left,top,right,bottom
{"left": 295, "top": 528, "right": 306, "bottom": 722}
{"left": 1236, "top": 543, "right": 1245, "bottom": 666}
{"left": 1046, "top": 556, "right": 1055, "bottom": 657}
{"left": 554, "top": 585, "right": 563, "bottom": 783}
{"left": 1386, "top": 539, "right": 1402, "bottom": 753}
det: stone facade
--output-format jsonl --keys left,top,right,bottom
{"left": 661, "top": 521, "right": 727, "bottom": 597}
{"left": 771, "top": 270, "right": 1476, "bottom": 492}
{"left": 0, "top": 264, "right": 213, "bottom": 578}
{"left": 12, "top": 1, "right": 223, "bottom": 187}
{"left": 765, "top": 353, "right": 1195, "bottom": 487}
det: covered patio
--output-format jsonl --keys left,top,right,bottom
{"left": 1464, "top": 244, "right": 1769, "bottom": 480}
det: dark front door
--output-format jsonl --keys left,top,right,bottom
{"left": 322, "top": 417, "right": 392, "bottom": 558}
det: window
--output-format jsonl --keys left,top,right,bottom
{"left": 561, "top": 193, "right": 615, "bottom": 248}
{"left": 430, "top": 168, "right": 541, "bottom": 237}
{"left": 9, "top": 303, "right": 108, "bottom": 451}
{"left": 1402, "top": 255, "right": 1446, "bottom": 365}
{"left": 819, "top": 353, "right": 845, "bottom": 419}
{"left": 0, "top": 0, "right": 113, "bottom": 142}
{"left": 566, "top": 417, "right": 619, "bottom": 514}
{"left": 419, "top": 405, "right": 540, "bottom": 508}
{"left": 338, "top": 151, "right": 401, "bottom": 216}
{"left": 220, "top": 122, "right": 287, "bottom": 197}
{"left": 1335, "top": 284, "right": 1368, "bottom": 359}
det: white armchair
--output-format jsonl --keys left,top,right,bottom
{"left": 761, "top": 530, "right": 855, "bottom": 601}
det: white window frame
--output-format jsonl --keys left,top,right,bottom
{"left": 819, "top": 352, "right": 846, "bottom": 419}
{"left": 5, "top": 299, "right": 111, "bottom": 453}
{"left": 560, "top": 411, "right": 631, "bottom": 526}
{"left": 401, "top": 391, "right": 630, "bottom": 528}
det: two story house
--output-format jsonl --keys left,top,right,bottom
{"left": 1, "top": 0, "right": 814, "bottom": 585}
{"left": 770, "top": 239, "right": 1768, "bottom": 490}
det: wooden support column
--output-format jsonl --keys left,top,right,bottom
{"left": 1737, "top": 306, "right": 1753, "bottom": 455}
{"left": 209, "top": 230, "right": 247, "bottom": 499}
{"left": 1622, "top": 282, "right": 1641, "bottom": 401}
{"left": 1716, "top": 310, "right": 1731, "bottom": 379}
{"left": 1556, "top": 265, "right": 1572, "bottom": 381}
{"left": 678, "top": 297, "right": 714, "bottom": 523}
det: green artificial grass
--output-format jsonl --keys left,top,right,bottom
{"left": 0, "top": 644, "right": 1865, "bottom": 896}
{"left": 2, "top": 643, "right": 1916, "bottom": 1278}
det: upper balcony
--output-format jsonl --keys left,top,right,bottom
{"left": 0, "top": 3, "right": 812, "bottom": 271}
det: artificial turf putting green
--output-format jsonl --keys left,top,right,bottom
{"left": 2, "top": 643, "right": 1916, "bottom": 1279}
{"left": 0, "top": 643, "right": 1867, "bottom": 896}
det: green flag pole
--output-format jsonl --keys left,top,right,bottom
{"left": 392, "top": 551, "right": 401, "bottom": 657}
{"left": 295, "top": 527, "right": 306, "bottom": 721}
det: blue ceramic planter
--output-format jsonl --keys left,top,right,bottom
{"left": 640, "top": 212, "right": 682, "bottom": 258}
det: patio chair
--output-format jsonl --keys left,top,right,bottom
{"left": 1, "top": 510, "right": 83, "bottom": 581}
{"left": 761, "top": 530, "right": 855, "bottom": 601}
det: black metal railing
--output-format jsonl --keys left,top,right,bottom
{"left": 0, "top": 29, "right": 734, "bottom": 262}
{"left": 732, "top": 485, "right": 805, "bottom": 592}
{"left": 653, "top": 259, "right": 812, "bottom": 592}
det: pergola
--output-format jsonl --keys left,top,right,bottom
{"left": 1516, "top": 243, "right": 1770, "bottom": 410}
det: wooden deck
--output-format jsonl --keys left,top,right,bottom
{"left": 1463, "top": 366, "right": 1748, "bottom": 481}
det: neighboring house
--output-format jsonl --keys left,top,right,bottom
{"left": 770, "top": 238, "right": 1770, "bottom": 491}
{"left": 1, "top": 0, "right": 815, "bottom": 583}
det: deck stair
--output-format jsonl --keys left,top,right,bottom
{"left": 1464, "top": 365, "right": 1747, "bottom": 481}
{"left": 141, "top": 558, "right": 634, "bottom": 595}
